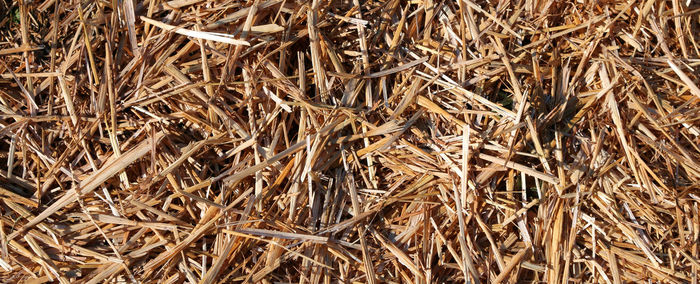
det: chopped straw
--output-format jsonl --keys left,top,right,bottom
{"left": 0, "top": 0, "right": 699, "bottom": 283}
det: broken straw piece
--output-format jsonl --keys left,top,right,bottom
{"left": 141, "top": 16, "right": 249, "bottom": 46}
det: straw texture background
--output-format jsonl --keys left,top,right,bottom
{"left": 0, "top": 0, "right": 699, "bottom": 282}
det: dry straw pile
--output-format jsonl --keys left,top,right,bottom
{"left": 1, "top": 0, "right": 699, "bottom": 282}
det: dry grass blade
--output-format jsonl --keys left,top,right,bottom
{"left": 141, "top": 16, "right": 250, "bottom": 46}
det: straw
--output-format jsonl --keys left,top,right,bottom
{"left": 0, "top": 0, "right": 699, "bottom": 282}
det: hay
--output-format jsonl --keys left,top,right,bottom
{"left": 0, "top": 0, "right": 699, "bottom": 282}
